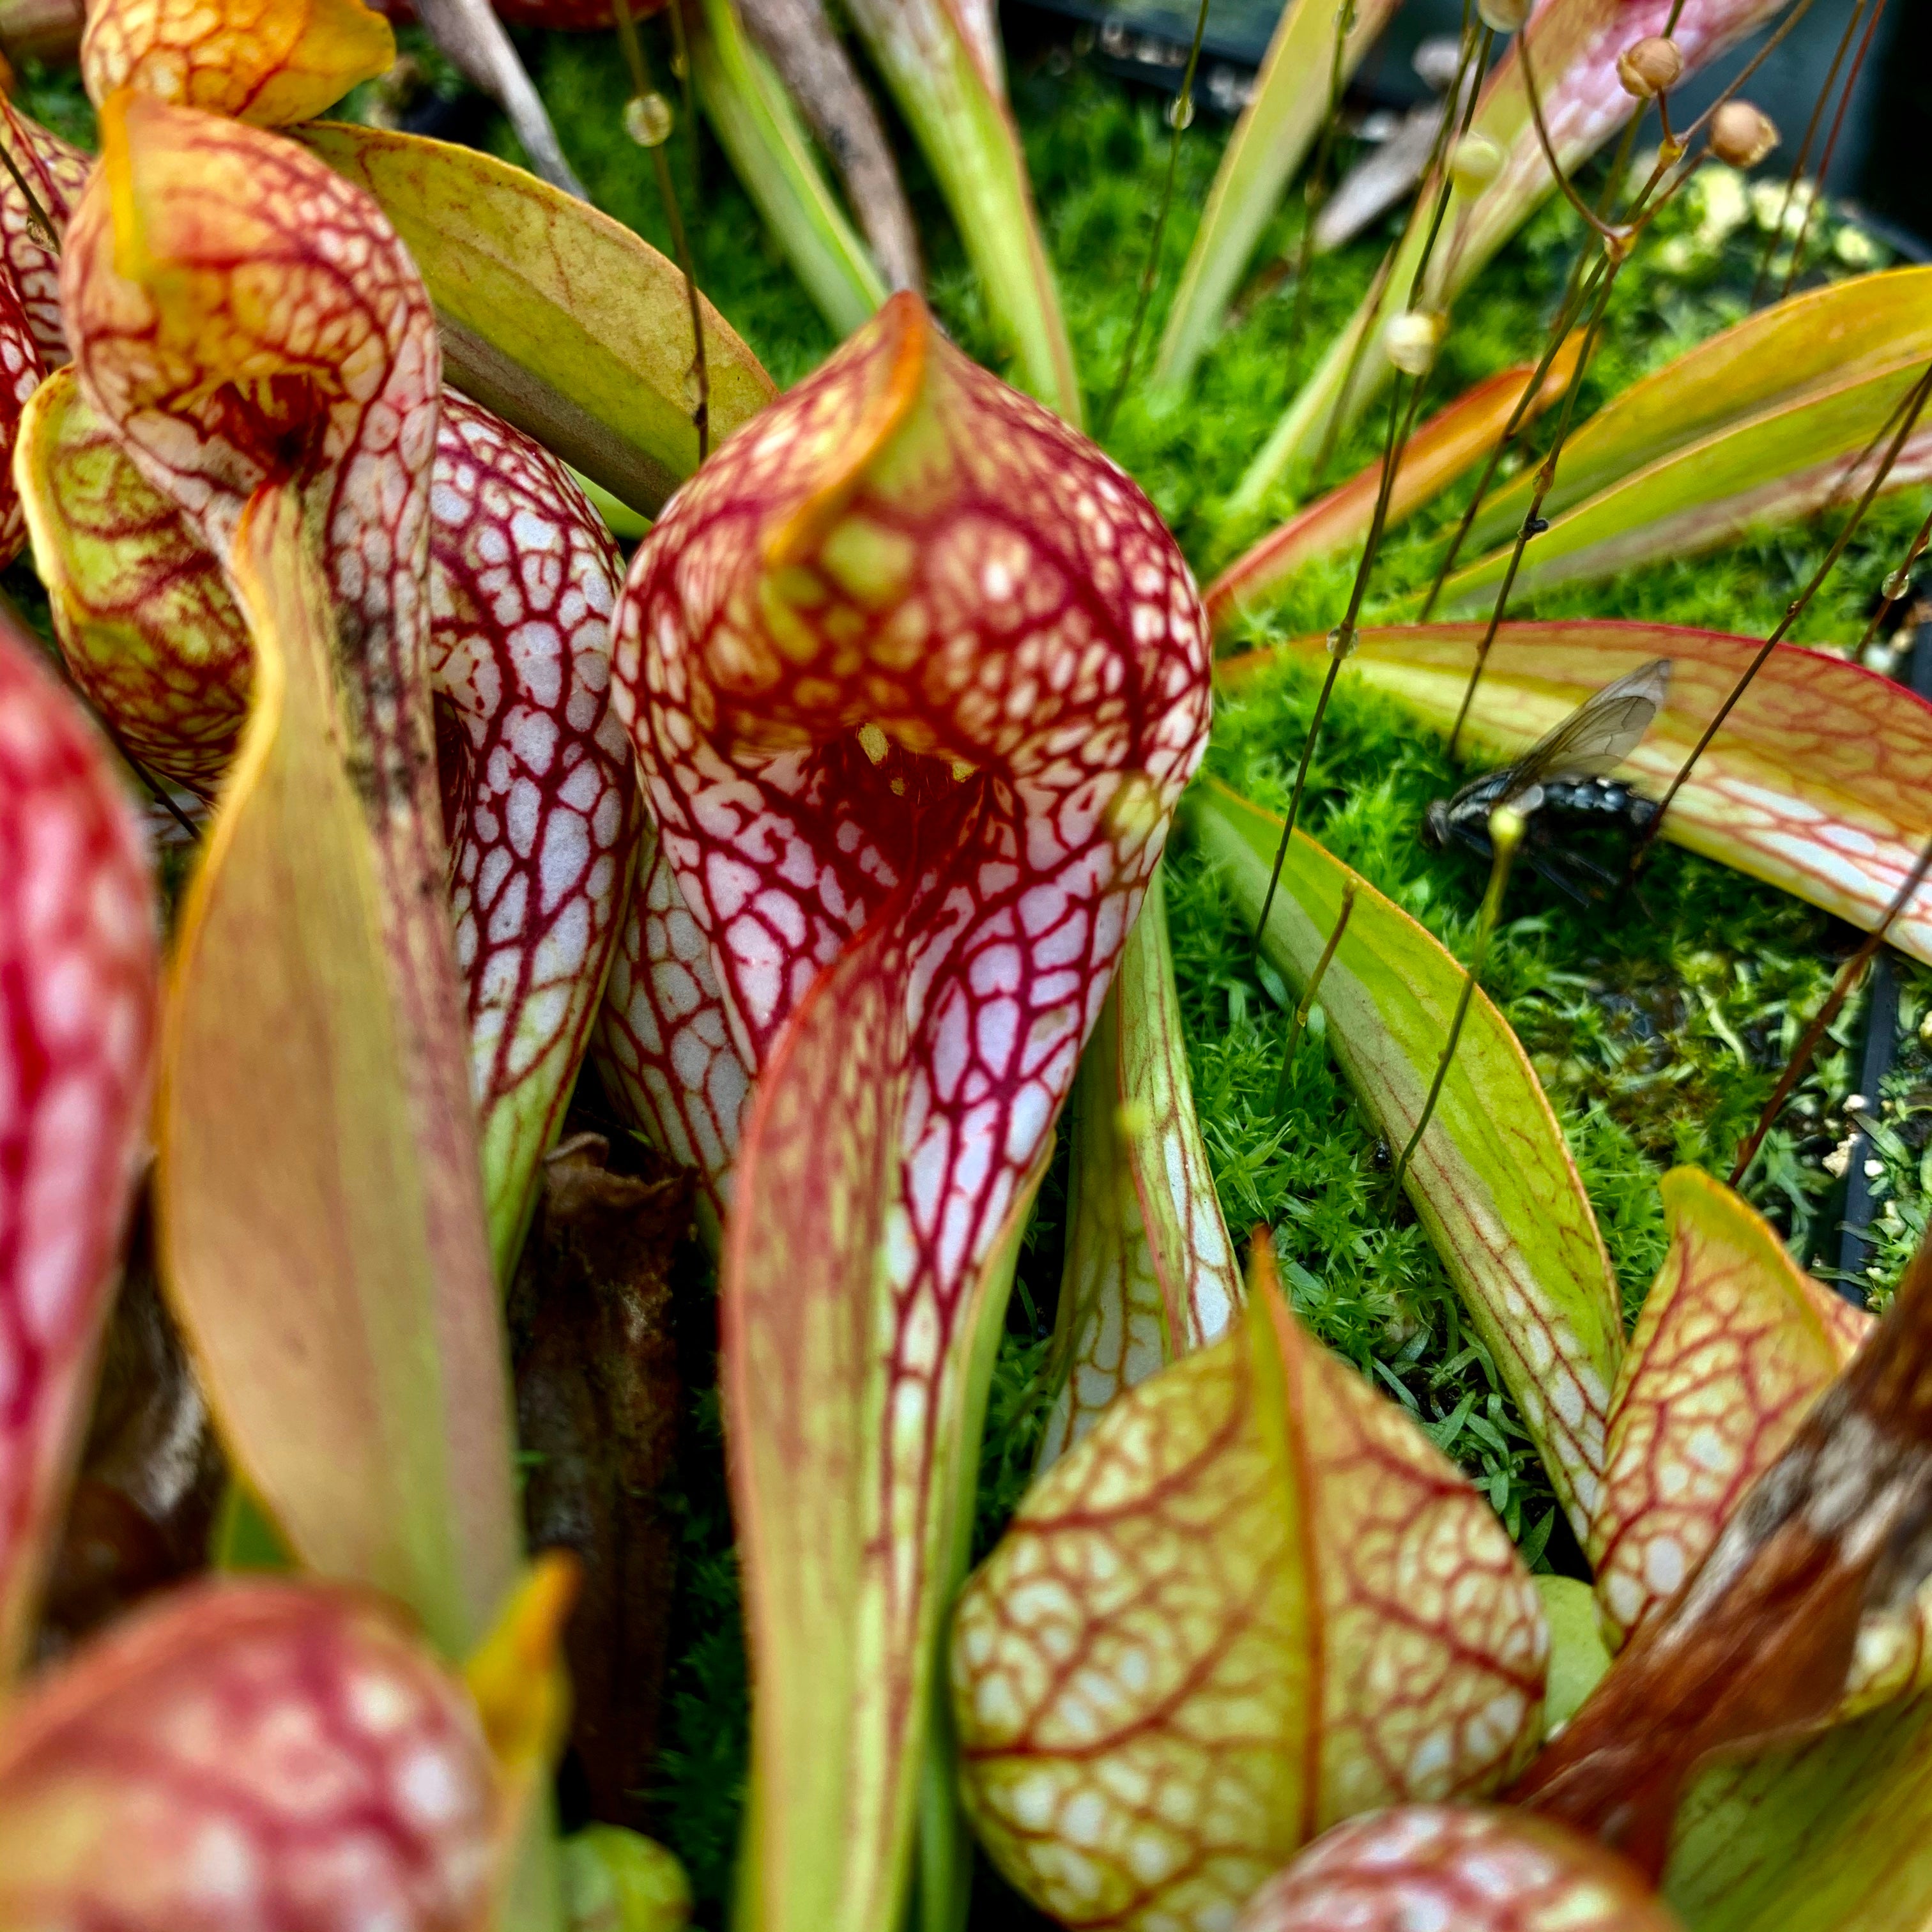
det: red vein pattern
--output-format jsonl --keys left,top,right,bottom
{"left": 80, "top": 0, "right": 395, "bottom": 128}
{"left": 1220, "top": 623, "right": 1932, "bottom": 966}
{"left": 1590, "top": 1172, "right": 1867, "bottom": 1653}
{"left": 594, "top": 834, "right": 749, "bottom": 1234}
{"left": 427, "top": 393, "right": 639, "bottom": 1256}
{"left": 0, "top": 1579, "right": 500, "bottom": 1932}
{"left": 1039, "top": 868, "right": 1241, "bottom": 1467}
{"left": 1586, "top": 1170, "right": 1932, "bottom": 1720}
{"left": 21, "top": 364, "right": 641, "bottom": 1261}
{"left": 0, "top": 618, "right": 157, "bottom": 1682}
{"left": 610, "top": 290, "right": 1211, "bottom": 1928}
{"left": 0, "top": 105, "right": 89, "bottom": 364}
{"left": 1234, "top": 1806, "right": 1683, "bottom": 1932}
{"left": 953, "top": 1271, "right": 1547, "bottom": 1932}
{"left": 0, "top": 276, "right": 43, "bottom": 571}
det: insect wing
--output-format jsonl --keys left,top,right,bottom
{"left": 1497, "top": 658, "right": 1671, "bottom": 804}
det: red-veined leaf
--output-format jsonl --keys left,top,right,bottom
{"left": 953, "top": 1245, "right": 1548, "bottom": 1932}
{"left": 66, "top": 93, "right": 525, "bottom": 1655}
{"left": 1236, "top": 1806, "right": 1681, "bottom": 1932}
{"left": 0, "top": 106, "right": 93, "bottom": 362}
{"left": 1189, "top": 778, "right": 1621, "bottom": 1538}
{"left": 1206, "top": 347, "right": 1582, "bottom": 636}
{"left": 1152, "top": 0, "right": 1403, "bottom": 394}
{"left": 298, "top": 120, "right": 777, "bottom": 519}
{"left": 1231, "top": 0, "right": 1793, "bottom": 520}
{"left": 1591, "top": 1169, "right": 1868, "bottom": 1653}
{"left": 1218, "top": 623, "right": 1932, "bottom": 965}
{"left": 1515, "top": 1235, "right": 1932, "bottom": 1878}
{"left": 0, "top": 1578, "right": 504, "bottom": 1931}
{"left": 610, "top": 289, "right": 1210, "bottom": 1931}
{"left": 17, "top": 366, "right": 642, "bottom": 1273}
{"left": 1038, "top": 863, "right": 1242, "bottom": 1466}
{"left": 0, "top": 615, "right": 157, "bottom": 1682}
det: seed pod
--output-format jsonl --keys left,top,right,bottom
{"left": 1451, "top": 132, "right": 1504, "bottom": 196}
{"left": 1385, "top": 308, "right": 1445, "bottom": 376}
{"left": 1477, "top": 0, "right": 1531, "bottom": 31}
{"left": 1616, "top": 36, "right": 1683, "bottom": 99}
{"left": 1710, "top": 100, "right": 1779, "bottom": 169}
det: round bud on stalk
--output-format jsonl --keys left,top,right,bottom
{"left": 1385, "top": 308, "right": 1445, "bottom": 376}
{"left": 1451, "top": 132, "right": 1504, "bottom": 197}
{"left": 1477, "top": 0, "right": 1531, "bottom": 31}
{"left": 1710, "top": 100, "right": 1779, "bottom": 169}
{"left": 1616, "top": 34, "right": 1683, "bottom": 98}
{"left": 624, "top": 90, "right": 674, "bottom": 148}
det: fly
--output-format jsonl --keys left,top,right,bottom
{"left": 1422, "top": 659, "right": 1671, "bottom": 903}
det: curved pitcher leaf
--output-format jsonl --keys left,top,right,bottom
{"left": 1207, "top": 349, "right": 1582, "bottom": 636}
{"left": 17, "top": 365, "right": 642, "bottom": 1273}
{"left": 1515, "top": 1236, "right": 1932, "bottom": 1877}
{"left": 0, "top": 107, "right": 96, "bottom": 362}
{"left": 0, "top": 1578, "right": 505, "bottom": 1931}
{"left": 953, "top": 1246, "right": 1548, "bottom": 1932}
{"left": 1591, "top": 1168, "right": 1867, "bottom": 1654}
{"left": 299, "top": 120, "right": 777, "bottom": 519}
{"left": 1232, "top": 0, "right": 1793, "bottom": 519}
{"left": 1218, "top": 623, "right": 1932, "bottom": 966}
{"left": 66, "top": 92, "right": 523, "bottom": 1655}
{"left": 1590, "top": 1169, "right": 1932, "bottom": 1721}
{"left": 609, "top": 289, "right": 1211, "bottom": 1931}
{"left": 1441, "top": 358, "right": 1932, "bottom": 609}
{"left": 839, "top": 0, "right": 1079, "bottom": 422}
{"left": 1190, "top": 778, "right": 1621, "bottom": 1538}
{"left": 0, "top": 615, "right": 157, "bottom": 1683}
{"left": 1464, "top": 267, "right": 1932, "bottom": 552}
{"left": 1038, "top": 864, "right": 1242, "bottom": 1467}
{"left": 1153, "top": 0, "right": 1402, "bottom": 395}
{"left": 1238, "top": 1805, "right": 1681, "bottom": 1932}
{"left": 80, "top": 0, "right": 394, "bottom": 126}
{"left": 593, "top": 832, "right": 749, "bottom": 1243}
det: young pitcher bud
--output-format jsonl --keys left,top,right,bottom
{"left": 1385, "top": 308, "right": 1445, "bottom": 376}
{"left": 1450, "top": 132, "right": 1504, "bottom": 196}
{"left": 1476, "top": 0, "right": 1531, "bottom": 30}
{"left": 1616, "top": 34, "right": 1683, "bottom": 98}
{"left": 1710, "top": 100, "right": 1779, "bottom": 169}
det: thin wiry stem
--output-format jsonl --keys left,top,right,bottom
{"left": 666, "top": 0, "right": 702, "bottom": 197}
{"left": 1859, "top": 499, "right": 1932, "bottom": 652}
{"left": 1749, "top": 0, "right": 1871, "bottom": 306}
{"left": 1518, "top": 18, "right": 1626, "bottom": 246}
{"left": 0, "top": 105, "right": 57, "bottom": 250}
{"left": 1275, "top": 881, "right": 1356, "bottom": 1114}
{"left": 1391, "top": 805, "right": 1522, "bottom": 1201}
{"left": 1311, "top": 0, "right": 1486, "bottom": 481}
{"left": 1446, "top": 259, "right": 1616, "bottom": 753}
{"left": 615, "top": 0, "right": 711, "bottom": 461}
{"left": 1729, "top": 829, "right": 1932, "bottom": 1188}
{"left": 1255, "top": 371, "right": 1429, "bottom": 939}
{"left": 1775, "top": 0, "right": 1887, "bottom": 303}
{"left": 1680, "top": 0, "right": 1823, "bottom": 142}
{"left": 1637, "top": 355, "right": 1932, "bottom": 862}
{"left": 1099, "top": 0, "right": 1211, "bottom": 436}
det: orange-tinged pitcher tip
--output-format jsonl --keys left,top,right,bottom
{"left": 763, "top": 289, "right": 930, "bottom": 571}
{"left": 466, "top": 1549, "right": 579, "bottom": 1785}
{"left": 82, "top": 0, "right": 395, "bottom": 128}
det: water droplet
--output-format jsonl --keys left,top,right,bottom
{"left": 1884, "top": 567, "right": 1913, "bottom": 601}
{"left": 1164, "top": 93, "right": 1195, "bottom": 132}
{"left": 625, "top": 91, "right": 675, "bottom": 148}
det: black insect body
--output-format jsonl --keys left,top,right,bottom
{"left": 1423, "top": 659, "right": 1671, "bottom": 903}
